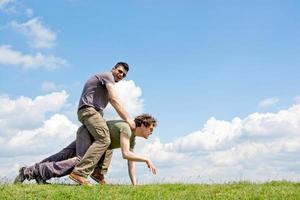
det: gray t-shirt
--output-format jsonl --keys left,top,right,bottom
{"left": 78, "top": 72, "right": 115, "bottom": 112}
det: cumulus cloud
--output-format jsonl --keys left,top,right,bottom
{"left": 209, "top": 138, "right": 300, "bottom": 166}
{"left": 10, "top": 18, "right": 56, "bottom": 49}
{"left": 0, "top": 0, "right": 13, "bottom": 7}
{"left": 258, "top": 97, "right": 279, "bottom": 108}
{"left": 134, "top": 104, "right": 300, "bottom": 182}
{"left": 0, "top": 90, "right": 77, "bottom": 158}
{"left": 1, "top": 114, "right": 77, "bottom": 157}
{"left": 0, "top": 45, "right": 67, "bottom": 69}
{"left": 104, "top": 80, "right": 144, "bottom": 119}
{"left": 0, "top": 0, "right": 15, "bottom": 12}
{"left": 0, "top": 90, "right": 69, "bottom": 131}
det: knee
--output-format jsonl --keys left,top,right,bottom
{"left": 103, "top": 137, "right": 111, "bottom": 148}
{"left": 94, "top": 134, "right": 110, "bottom": 148}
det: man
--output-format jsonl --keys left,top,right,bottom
{"left": 14, "top": 114, "right": 157, "bottom": 186}
{"left": 71, "top": 62, "right": 136, "bottom": 184}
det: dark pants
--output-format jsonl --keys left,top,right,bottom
{"left": 23, "top": 126, "right": 113, "bottom": 181}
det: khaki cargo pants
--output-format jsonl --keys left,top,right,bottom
{"left": 73, "top": 107, "right": 111, "bottom": 177}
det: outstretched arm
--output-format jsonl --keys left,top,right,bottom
{"left": 120, "top": 133, "right": 156, "bottom": 177}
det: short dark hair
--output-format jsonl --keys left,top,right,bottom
{"left": 134, "top": 114, "right": 157, "bottom": 128}
{"left": 114, "top": 62, "right": 129, "bottom": 72}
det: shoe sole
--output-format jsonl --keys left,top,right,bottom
{"left": 69, "top": 174, "right": 92, "bottom": 186}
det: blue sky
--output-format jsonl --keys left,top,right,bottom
{"left": 1, "top": 0, "right": 300, "bottom": 183}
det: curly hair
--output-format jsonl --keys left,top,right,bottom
{"left": 134, "top": 114, "right": 157, "bottom": 128}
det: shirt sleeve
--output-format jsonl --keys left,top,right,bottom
{"left": 120, "top": 124, "right": 132, "bottom": 138}
{"left": 101, "top": 72, "right": 114, "bottom": 85}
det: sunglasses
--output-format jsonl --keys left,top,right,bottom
{"left": 118, "top": 69, "right": 127, "bottom": 78}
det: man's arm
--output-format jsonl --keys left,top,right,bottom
{"left": 127, "top": 151, "right": 137, "bottom": 185}
{"left": 106, "top": 83, "right": 135, "bottom": 129}
{"left": 120, "top": 133, "right": 156, "bottom": 175}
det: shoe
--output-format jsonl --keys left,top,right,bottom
{"left": 13, "top": 167, "right": 26, "bottom": 184}
{"left": 35, "top": 175, "right": 49, "bottom": 184}
{"left": 69, "top": 172, "right": 92, "bottom": 186}
{"left": 90, "top": 172, "right": 106, "bottom": 185}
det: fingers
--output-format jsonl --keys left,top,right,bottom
{"left": 127, "top": 119, "right": 136, "bottom": 130}
{"left": 146, "top": 160, "right": 157, "bottom": 175}
{"left": 148, "top": 164, "right": 156, "bottom": 175}
{"left": 151, "top": 167, "right": 156, "bottom": 175}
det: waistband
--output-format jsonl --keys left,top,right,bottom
{"left": 78, "top": 105, "right": 103, "bottom": 116}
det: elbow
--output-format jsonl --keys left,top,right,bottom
{"left": 122, "top": 151, "right": 130, "bottom": 160}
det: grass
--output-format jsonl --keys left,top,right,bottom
{"left": 0, "top": 181, "right": 299, "bottom": 200}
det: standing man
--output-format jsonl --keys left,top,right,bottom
{"left": 69, "top": 62, "right": 135, "bottom": 184}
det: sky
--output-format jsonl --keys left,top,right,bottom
{"left": 0, "top": 0, "right": 300, "bottom": 184}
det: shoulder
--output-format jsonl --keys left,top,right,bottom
{"left": 108, "top": 120, "right": 132, "bottom": 136}
{"left": 95, "top": 72, "right": 114, "bottom": 84}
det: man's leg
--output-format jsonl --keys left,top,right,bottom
{"left": 76, "top": 125, "right": 94, "bottom": 159}
{"left": 39, "top": 141, "right": 76, "bottom": 163}
{"left": 15, "top": 141, "right": 76, "bottom": 184}
{"left": 91, "top": 149, "right": 113, "bottom": 184}
{"left": 76, "top": 124, "right": 112, "bottom": 184}
{"left": 71, "top": 107, "right": 110, "bottom": 179}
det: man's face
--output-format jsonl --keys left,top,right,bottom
{"left": 140, "top": 123, "right": 154, "bottom": 139}
{"left": 112, "top": 66, "right": 128, "bottom": 82}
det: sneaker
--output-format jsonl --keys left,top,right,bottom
{"left": 69, "top": 172, "right": 92, "bottom": 186}
{"left": 13, "top": 167, "right": 26, "bottom": 184}
{"left": 90, "top": 172, "right": 106, "bottom": 185}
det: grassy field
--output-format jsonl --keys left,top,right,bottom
{"left": 0, "top": 181, "right": 299, "bottom": 200}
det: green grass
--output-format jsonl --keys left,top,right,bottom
{"left": 0, "top": 181, "right": 299, "bottom": 200}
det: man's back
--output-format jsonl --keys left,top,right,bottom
{"left": 107, "top": 120, "right": 135, "bottom": 149}
{"left": 78, "top": 72, "right": 115, "bottom": 112}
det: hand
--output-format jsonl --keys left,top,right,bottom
{"left": 146, "top": 159, "right": 157, "bottom": 175}
{"left": 126, "top": 119, "right": 136, "bottom": 130}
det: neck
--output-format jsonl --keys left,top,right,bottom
{"left": 133, "top": 127, "right": 142, "bottom": 137}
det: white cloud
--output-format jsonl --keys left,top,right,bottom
{"left": 104, "top": 80, "right": 144, "bottom": 119}
{"left": 209, "top": 138, "right": 300, "bottom": 166}
{"left": 0, "top": 45, "right": 67, "bottom": 70}
{"left": 0, "top": 0, "right": 13, "bottom": 7}
{"left": 131, "top": 104, "right": 300, "bottom": 182}
{"left": 145, "top": 104, "right": 300, "bottom": 154}
{"left": 0, "top": 90, "right": 69, "bottom": 131}
{"left": 0, "top": 0, "right": 15, "bottom": 12}
{"left": 41, "top": 81, "right": 63, "bottom": 92}
{"left": 0, "top": 91, "right": 77, "bottom": 158}
{"left": 2, "top": 114, "right": 77, "bottom": 157}
{"left": 10, "top": 18, "right": 56, "bottom": 49}
{"left": 258, "top": 97, "right": 279, "bottom": 108}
